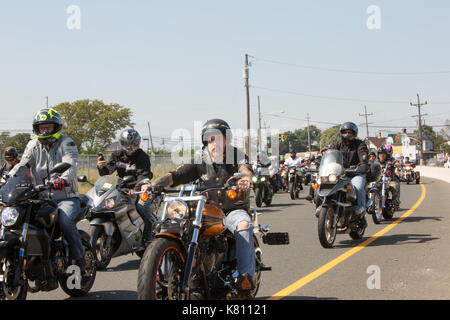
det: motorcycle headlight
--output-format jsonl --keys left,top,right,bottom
{"left": 252, "top": 177, "right": 258, "bottom": 183}
{"left": 261, "top": 177, "right": 266, "bottom": 182}
{"left": 103, "top": 197, "right": 116, "bottom": 209}
{"left": 167, "top": 200, "right": 189, "bottom": 219}
{"left": 1, "top": 207, "right": 21, "bottom": 227}
{"left": 317, "top": 177, "right": 322, "bottom": 185}
{"left": 328, "top": 174, "right": 337, "bottom": 183}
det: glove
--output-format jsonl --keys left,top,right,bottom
{"left": 52, "top": 179, "right": 67, "bottom": 190}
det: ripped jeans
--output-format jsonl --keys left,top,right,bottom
{"left": 225, "top": 209, "right": 255, "bottom": 279}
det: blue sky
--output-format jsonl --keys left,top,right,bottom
{"left": 1, "top": 0, "right": 449, "bottom": 147}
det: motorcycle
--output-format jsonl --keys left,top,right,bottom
{"left": 0, "top": 162, "right": 96, "bottom": 300}
{"left": 368, "top": 167, "right": 398, "bottom": 223}
{"left": 77, "top": 174, "right": 160, "bottom": 270}
{"left": 252, "top": 168, "right": 273, "bottom": 207}
{"left": 402, "top": 163, "right": 420, "bottom": 184}
{"left": 313, "top": 150, "right": 368, "bottom": 248}
{"left": 137, "top": 173, "right": 289, "bottom": 300}
{"left": 287, "top": 166, "right": 303, "bottom": 200}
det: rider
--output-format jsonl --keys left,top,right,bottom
{"left": 7, "top": 108, "right": 87, "bottom": 273}
{"left": 284, "top": 149, "right": 304, "bottom": 191}
{"left": 368, "top": 151, "right": 377, "bottom": 163}
{"left": 139, "top": 119, "right": 256, "bottom": 298}
{"left": 324, "top": 122, "right": 369, "bottom": 219}
{"left": 377, "top": 144, "right": 401, "bottom": 207}
{"left": 97, "top": 128, "right": 154, "bottom": 244}
{"left": 1, "top": 147, "right": 20, "bottom": 179}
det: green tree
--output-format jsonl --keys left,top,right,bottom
{"left": 280, "top": 125, "right": 321, "bottom": 153}
{"left": 3, "top": 133, "right": 31, "bottom": 154}
{"left": 54, "top": 99, "right": 134, "bottom": 153}
{"left": 320, "top": 125, "right": 341, "bottom": 147}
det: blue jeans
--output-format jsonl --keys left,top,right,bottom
{"left": 57, "top": 198, "right": 85, "bottom": 261}
{"left": 225, "top": 209, "right": 255, "bottom": 279}
{"left": 136, "top": 198, "right": 157, "bottom": 241}
{"left": 350, "top": 174, "right": 366, "bottom": 213}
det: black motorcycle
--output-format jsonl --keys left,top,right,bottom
{"left": 0, "top": 162, "right": 96, "bottom": 300}
{"left": 315, "top": 150, "right": 368, "bottom": 248}
{"left": 367, "top": 166, "right": 396, "bottom": 223}
{"left": 252, "top": 168, "right": 273, "bottom": 207}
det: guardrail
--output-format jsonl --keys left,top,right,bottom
{"left": 416, "top": 166, "right": 450, "bottom": 184}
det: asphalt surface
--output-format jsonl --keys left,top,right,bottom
{"left": 28, "top": 177, "right": 450, "bottom": 300}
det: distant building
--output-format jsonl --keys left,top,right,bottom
{"left": 366, "top": 137, "right": 387, "bottom": 152}
{"left": 105, "top": 141, "right": 120, "bottom": 152}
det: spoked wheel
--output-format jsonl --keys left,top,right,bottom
{"left": 289, "top": 182, "right": 296, "bottom": 200}
{"left": 137, "top": 237, "right": 186, "bottom": 300}
{"left": 0, "top": 253, "right": 27, "bottom": 300}
{"left": 253, "top": 236, "right": 262, "bottom": 298}
{"left": 371, "top": 193, "right": 383, "bottom": 224}
{"left": 318, "top": 206, "right": 337, "bottom": 248}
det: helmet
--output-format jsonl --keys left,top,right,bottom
{"left": 4, "top": 147, "right": 18, "bottom": 160}
{"left": 289, "top": 149, "right": 296, "bottom": 154}
{"left": 201, "top": 119, "right": 232, "bottom": 146}
{"left": 377, "top": 144, "right": 393, "bottom": 159}
{"left": 119, "top": 128, "right": 141, "bottom": 156}
{"left": 32, "top": 108, "right": 63, "bottom": 145}
{"left": 340, "top": 122, "right": 358, "bottom": 143}
{"left": 369, "top": 151, "right": 376, "bottom": 158}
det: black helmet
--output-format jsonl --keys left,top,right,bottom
{"left": 369, "top": 151, "right": 376, "bottom": 157}
{"left": 340, "top": 122, "right": 358, "bottom": 143}
{"left": 32, "top": 108, "right": 63, "bottom": 145}
{"left": 201, "top": 119, "right": 232, "bottom": 146}
{"left": 119, "top": 128, "right": 141, "bottom": 156}
{"left": 4, "top": 147, "right": 18, "bottom": 160}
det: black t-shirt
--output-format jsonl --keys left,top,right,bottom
{"left": 170, "top": 146, "right": 252, "bottom": 214}
{"left": 98, "top": 149, "right": 153, "bottom": 185}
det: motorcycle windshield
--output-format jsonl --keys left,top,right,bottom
{"left": 86, "top": 175, "right": 120, "bottom": 208}
{"left": 0, "top": 175, "right": 33, "bottom": 205}
{"left": 319, "top": 150, "right": 344, "bottom": 177}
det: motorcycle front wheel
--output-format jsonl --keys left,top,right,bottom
{"left": 289, "top": 181, "right": 296, "bottom": 200}
{"left": 137, "top": 237, "right": 186, "bottom": 300}
{"left": 370, "top": 192, "right": 383, "bottom": 224}
{"left": 0, "top": 251, "right": 27, "bottom": 300}
{"left": 89, "top": 225, "right": 116, "bottom": 270}
{"left": 255, "top": 187, "right": 263, "bottom": 207}
{"left": 318, "top": 206, "right": 337, "bottom": 248}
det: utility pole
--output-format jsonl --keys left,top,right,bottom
{"left": 243, "top": 54, "right": 251, "bottom": 156}
{"left": 410, "top": 94, "right": 428, "bottom": 165}
{"left": 359, "top": 105, "right": 373, "bottom": 140}
{"left": 257, "top": 96, "right": 262, "bottom": 154}
{"left": 306, "top": 113, "right": 312, "bottom": 155}
{"left": 45, "top": 96, "right": 48, "bottom": 108}
{"left": 147, "top": 122, "right": 154, "bottom": 154}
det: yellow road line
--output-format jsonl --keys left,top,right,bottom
{"left": 268, "top": 183, "right": 427, "bottom": 300}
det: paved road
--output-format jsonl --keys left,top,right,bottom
{"left": 29, "top": 177, "right": 450, "bottom": 300}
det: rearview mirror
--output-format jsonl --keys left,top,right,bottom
{"left": 49, "top": 162, "right": 72, "bottom": 175}
{"left": 77, "top": 175, "right": 88, "bottom": 183}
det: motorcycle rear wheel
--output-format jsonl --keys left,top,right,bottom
{"left": 137, "top": 237, "right": 186, "bottom": 300}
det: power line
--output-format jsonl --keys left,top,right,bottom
{"left": 250, "top": 55, "right": 450, "bottom": 76}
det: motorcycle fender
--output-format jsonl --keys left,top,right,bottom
{"left": 90, "top": 218, "right": 115, "bottom": 236}
{"left": 154, "top": 234, "right": 186, "bottom": 251}
{"left": 317, "top": 181, "right": 345, "bottom": 197}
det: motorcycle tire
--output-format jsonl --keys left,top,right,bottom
{"left": 289, "top": 182, "right": 296, "bottom": 200}
{"left": 89, "top": 225, "right": 115, "bottom": 270}
{"left": 382, "top": 207, "right": 394, "bottom": 220}
{"left": 318, "top": 206, "right": 337, "bottom": 248}
{"left": 0, "top": 251, "right": 28, "bottom": 300}
{"left": 59, "top": 230, "right": 97, "bottom": 297}
{"left": 349, "top": 218, "right": 366, "bottom": 240}
{"left": 255, "top": 188, "right": 263, "bottom": 207}
{"left": 137, "top": 237, "right": 186, "bottom": 300}
{"left": 371, "top": 192, "right": 383, "bottom": 225}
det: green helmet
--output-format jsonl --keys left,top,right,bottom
{"left": 32, "top": 108, "right": 63, "bottom": 144}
